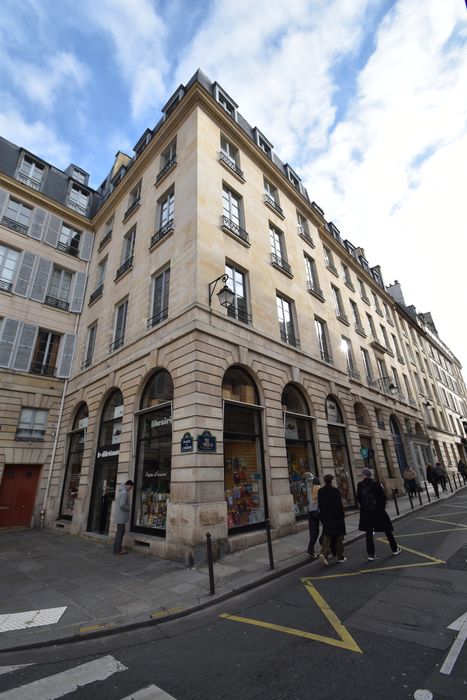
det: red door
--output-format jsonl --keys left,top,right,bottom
{"left": 0, "top": 465, "right": 41, "bottom": 527}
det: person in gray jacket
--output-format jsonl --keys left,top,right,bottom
{"left": 113, "top": 480, "right": 134, "bottom": 555}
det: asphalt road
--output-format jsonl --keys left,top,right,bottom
{"left": 1, "top": 492, "right": 467, "bottom": 700}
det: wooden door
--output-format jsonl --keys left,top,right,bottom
{"left": 0, "top": 465, "right": 41, "bottom": 527}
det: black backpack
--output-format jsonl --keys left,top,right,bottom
{"left": 360, "top": 482, "right": 377, "bottom": 512}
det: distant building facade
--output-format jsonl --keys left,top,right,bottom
{"left": 0, "top": 70, "right": 466, "bottom": 561}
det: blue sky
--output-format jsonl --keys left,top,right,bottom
{"left": 1, "top": 0, "right": 466, "bottom": 374}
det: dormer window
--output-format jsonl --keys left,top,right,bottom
{"left": 17, "top": 155, "right": 45, "bottom": 190}
{"left": 254, "top": 128, "right": 273, "bottom": 159}
{"left": 285, "top": 165, "right": 300, "bottom": 190}
{"left": 133, "top": 129, "right": 152, "bottom": 156}
{"left": 67, "top": 183, "right": 89, "bottom": 215}
{"left": 327, "top": 222, "right": 341, "bottom": 242}
{"left": 162, "top": 85, "right": 185, "bottom": 118}
{"left": 213, "top": 83, "right": 238, "bottom": 120}
{"left": 71, "top": 168, "right": 86, "bottom": 184}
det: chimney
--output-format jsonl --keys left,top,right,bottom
{"left": 386, "top": 280, "right": 406, "bottom": 305}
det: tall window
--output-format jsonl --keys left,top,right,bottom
{"left": 149, "top": 268, "right": 170, "bottom": 328}
{"left": 380, "top": 324, "right": 390, "bottom": 349}
{"left": 392, "top": 334, "right": 402, "bottom": 359}
{"left": 332, "top": 285, "right": 347, "bottom": 321}
{"left": 341, "top": 337, "right": 358, "bottom": 378}
{"left": 46, "top": 266, "right": 73, "bottom": 309}
{"left": 264, "top": 179, "right": 281, "bottom": 212}
{"left": 60, "top": 403, "right": 88, "bottom": 518}
{"left": 96, "top": 258, "right": 107, "bottom": 289}
{"left": 361, "top": 348, "right": 373, "bottom": 381}
{"left": 226, "top": 263, "right": 248, "bottom": 323}
{"left": 367, "top": 313, "right": 377, "bottom": 339}
{"left": 16, "top": 408, "right": 48, "bottom": 441}
{"left": 372, "top": 292, "right": 382, "bottom": 314}
{"left": 324, "top": 246, "right": 337, "bottom": 272}
{"left": 31, "top": 330, "right": 61, "bottom": 375}
{"left": 350, "top": 299, "right": 363, "bottom": 332}
{"left": 121, "top": 227, "right": 136, "bottom": 264}
{"left": 277, "top": 295, "right": 297, "bottom": 346}
{"left": 58, "top": 224, "right": 81, "bottom": 256}
{"left": 17, "top": 155, "right": 45, "bottom": 189}
{"left": 83, "top": 323, "right": 97, "bottom": 368}
{"left": 126, "top": 181, "right": 142, "bottom": 214}
{"left": 304, "top": 255, "right": 321, "bottom": 295}
{"left": 100, "top": 216, "right": 113, "bottom": 247}
{"left": 158, "top": 189, "right": 174, "bottom": 229}
{"left": 0, "top": 244, "right": 19, "bottom": 292}
{"left": 315, "top": 317, "right": 332, "bottom": 363}
{"left": 342, "top": 263, "right": 353, "bottom": 287}
{"left": 157, "top": 139, "right": 177, "bottom": 181}
{"left": 358, "top": 278, "right": 369, "bottom": 302}
{"left": 67, "top": 184, "right": 89, "bottom": 215}
{"left": 2, "top": 198, "right": 33, "bottom": 234}
{"left": 222, "top": 186, "right": 241, "bottom": 227}
{"left": 111, "top": 299, "right": 128, "bottom": 351}
{"left": 219, "top": 136, "right": 242, "bottom": 177}
{"left": 297, "top": 212, "right": 312, "bottom": 242}
{"left": 376, "top": 357, "right": 387, "bottom": 380}
{"left": 270, "top": 224, "right": 289, "bottom": 272}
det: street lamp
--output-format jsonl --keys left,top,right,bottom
{"left": 208, "top": 274, "right": 235, "bottom": 308}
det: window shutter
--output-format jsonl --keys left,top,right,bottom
{"left": 57, "top": 334, "right": 76, "bottom": 378}
{"left": 12, "top": 323, "right": 37, "bottom": 372}
{"left": 0, "top": 188, "right": 8, "bottom": 219}
{"left": 69, "top": 271, "right": 87, "bottom": 312}
{"left": 13, "top": 252, "right": 36, "bottom": 297}
{"left": 44, "top": 214, "right": 61, "bottom": 247}
{"left": 29, "top": 258, "right": 52, "bottom": 302}
{"left": 29, "top": 207, "right": 48, "bottom": 240}
{"left": 0, "top": 318, "right": 20, "bottom": 367}
{"left": 79, "top": 231, "right": 93, "bottom": 261}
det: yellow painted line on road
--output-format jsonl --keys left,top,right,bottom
{"left": 220, "top": 581, "right": 362, "bottom": 653}
{"left": 375, "top": 539, "right": 444, "bottom": 563}
{"left": 397, "top": 528, "right": 463, "bottom": 537}
{"left": 418, "top": 516, "right": 467, "bottom": 528}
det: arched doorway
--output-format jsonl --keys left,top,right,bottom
{"left": 354, "top": 402, "right": 378, "bottom": 480}
{"left": 222, "top": 367, "right": 267, "bottom": 531}
{"left": 282, "top": 384, "right": 317, "bottom": 518}
{"left": 133, "top": 370, "right": 173, "bottom": 535}
{"left": 88, "top": 390, "right": 123, "bottom": 534}
{"left": 390, "top": 416, "right": 408, "bottom": 475}
{"left": 59, "top": 403, "right": 88, "bottom": 519}
{"left": 326, "top": 396, "right": 356, "bottom": 506}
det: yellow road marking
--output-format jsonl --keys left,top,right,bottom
{"left": 418, "top": 516, "right": 467, "bottom": 528}
{"left": 397, "top": 528, "right": 463, "bottom": 537}
{"left": 220, "top": 581, "right": 362, "bottom": 653}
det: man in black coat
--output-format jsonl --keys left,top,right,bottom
{"left": 317, "top": 474, "right": 346, "bottom": 565}
{"left": 357, "top": 467, "right": 401, "bottom": 561}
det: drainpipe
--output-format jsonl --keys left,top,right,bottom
{"left": 40, "top": 377, "right": 68, "bottom": 527}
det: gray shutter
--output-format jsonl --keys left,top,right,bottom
{"left": 79, "top": 231, "right": 93, "bottom": 261}
{"left": 69, "top": 271, "right": 87, "bottom": 312}
{"left": 0, "top": 188, "right": 8, "bottom": 219}
{"left": 29, "top": 207, "right": 47, "bottom": 240}
{"left": 12, "top": 323, "right": 37, "bottom": 372}
{"left": 44, "top": 214, "right": 61, "bottom": 247}
{"left": 57, "top": 334, "right": 76, "bottom": 378}
{"left": 29, "top": 257, "right": 53, "bottom": 302}
{"left": 0, "top": 319, "right": 20, "bottom": 367}
{"left": 13, "top": 252, "right": 36, "bottom": 297}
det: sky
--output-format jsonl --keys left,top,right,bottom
{"left": 1, "top": 0, "right": 466, "bottom": 377}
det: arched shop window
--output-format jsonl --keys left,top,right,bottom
{"left": 59, "top": 403, "right": 88, "bottom": 519}
{"left": 282, "top": 384, "right": 317, "bottom": 518}
{"left": 326, "top": 396, "right": 356, "bottom": 507}
{"left": 390, "top": 415, "right": 408, "bottom": 474}
{"left": 134, "top": 370, "right": 173, "bottom": 535}
{"left": 88, "top": 390, "right": 124, "bottom": 534}
{"left": 223, "top": 367, "right": 267, "bottom": 531}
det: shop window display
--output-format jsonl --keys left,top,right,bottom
{"left": 283, "top": 385, "right": 317, "bottom": 517}
{"left": 59, "top": 403, "right": 88, "bottom": 519}
{"left": 326, "top": 396, "right": 356, "bottom": 507}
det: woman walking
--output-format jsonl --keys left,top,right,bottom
{"left": 357, "top": 468, "right": 401, "bottom": 561}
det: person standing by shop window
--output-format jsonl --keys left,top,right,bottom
{"left": 303, "top": 472, "right": 320, "bottom": 559}
{"left": 113, "top": 480, "right": 134, "bottom": 555}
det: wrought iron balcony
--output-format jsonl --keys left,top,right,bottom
{"left": 298, "top": 225, "right": 314, "bottom": 246}
{"left": 219, "top": 152, "right": 244, "bottom": 179}
{"left": 150, "top": 219, "right": 174, "bottom": 248}
{"left": 147, "top": 308, "right": 168, "bottom": 329}
{"left": 89, "top": 284, "right": 104, "bottom": 304}
{"left": 2, "top": 216, "right": 29, "bottom": 235}
{"left": 221, "top": 216, "right": 249, "bottom": 244}
{"left": 57, "top": 241, "right": 79, "bottom": 257}
{"left": 156, "top": 157, "right": 177, "bottom": 183}
{"left": 109, "top": 336, "right": 124, "bottom": 353}
{"left": 348, "top": 368, "right": 361, "bottom": 381}
{"left": 0, "top": 279, "right": 13, "bottom": 293}
{"left": 123, "top": 197, "right": 140, "bottom": 220}
{"left": 30, "top": 362, "right": 55, "bottom": 376}
{"left": 227, "top": 306, "right": 253, "bottom": 324}
{"left": 44, "top": 295, "right": 70, "bottom": 311}
{"left": 66, "top": 200, "right": 88, "bottom": 215}
{"left": 98, "top": 231, "right": 112, "bottom": 251}
{"left": 264, "top": 194, "right": 284, "bottom": 217}
{"left": 320, "top": 350, "right": 334, "bottom": 364}
{"left": 271, "top": 253, "right": 292, "bottom": 275}
{"left": 115, "top": 256, "right": 133, "bottom": 281}
{"left": 17, "top": 172, "right": 41, "bottom": 190}
{"left": 280, "top": 330, "right": 300, "bottom": 348}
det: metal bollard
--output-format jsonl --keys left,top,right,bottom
{"left": 392, "top": 488, "right": 400, "bottom": 516}
{"left": 408, "top": 490, "right": 414, "bottom": 510}
{"left": 417, "top": 488, "right": 423, "bottom": 506}
{"left": 206, "top": 532, "right": 215, "bottom": 595}
{"left": 265, "top": 519, "right": 275, "bottom": 570}
{"left": 424, "top": 480, "right": 431, "bottom": 503}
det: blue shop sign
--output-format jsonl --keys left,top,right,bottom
{"left": 360, "top": 447, "right": 369, "bottom": 459}
{"left": 181, "top": 432, "right": 194, "bottom": 452}
{"left": 197, "top": 430, "right": 217, "bottom": 452}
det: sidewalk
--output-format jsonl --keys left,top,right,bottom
{"left": 0, "top": 484, "right": 465, "bottom": 652}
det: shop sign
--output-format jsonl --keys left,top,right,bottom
{"left": 360, "top": 447, "right": 369, "bottom": 459}
{"left": 114, "top": 405, "right": 124, "bottom": 419}
{"left": 197, "top": 430, "right": 217, "bottom": 452}
{"left": 181, "top": 432, "right": 193, "bottom": 452}
{"left": 96, "top": 447, "right": 120, "bottom": 459}
{"left": 150, "top": 416, "right": 172, "bottom": 428}
{"left": 144, "top": 469, "right": 169, "bottom": 479}
{"left": 285, "top": 416, "right": 299, "bottom": 440}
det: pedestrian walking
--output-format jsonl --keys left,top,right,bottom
{"left": 318, "top": 474, "right": 346, "bottom": 565}
{"left": 357, "top": 467, "right": 401, "bottom": 561}
{"left": 434, "top": 462, "right": 447, "bottom": 492}
{"left": 403, "top": 466, "right": 417, "bottom": 496}
{"left": 457, "top": 459, "right": 467, "bottom": 483}
{"left": 113, "top": 479, "right": 134, "bottom": 555}
{"left": 426, "top": 463, "right": 439, "bottom": 497}
{"left": 303, "top": 472, "right": 320, "bottom": 559}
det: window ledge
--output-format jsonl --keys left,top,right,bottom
{"left": 336, "top": 313, "right": 350, "bottom": 327}
{"left": 264, "top": 195, "right": 285, "bottom": 219}
{"left": 307, "top": 286, "right": 325, "bottom": 302}
{"left": 361, "top": 295, "right": 371, "bottom": 305}
{"left": 155, "top": 158, "right": 177, "bottom": 186}
{"left": 115, "top": 256, "right": 134, "bottom": 282}
{"left": 271, "top": 256, "right": 293, "bottom": 278}
{"left": 149, "top": 220, "right": 174, "bottom": 250}
{"left": 219, "top": 153, "right": 245, "bottom": 182}
{"left": 326, "top": 264, "right": 339, "bottom": 278}
{"left": 98, "top": 232, "right": 112, "bottom": 251}
{"left": 122, "top": 199, "right": 140, "bottom": 223}
{"left": 376, "top": 309, "right": 384, "bottom": 317}
{"left": 221, "top": 216, "right": 250, "bottom": 247}
{"left": 345, "top": 282, "right": 355, "bottom": 292}
{"left": 355, "top": 326, "right": 367, "bottom": 338}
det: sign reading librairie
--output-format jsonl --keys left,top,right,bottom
{"left": 197, "top": 430, "right": 217, "bottom": 452}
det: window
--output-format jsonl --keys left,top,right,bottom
{"left": 315, "top": 317, "right": 332, "bottom": 363}
{"left": 0, "top": 244, "right": 19, "bottom": 292}
{"left": 342, "top": 337, "right": 359, "bottom": 379}
{"left": 270, "top": 224, "right": 291, "bottom": 274}
{"left": 158, "top": 189, "right": 174, "bottom": 229}
{"left": 383, "top": 302, "right": 394, "bottom": 325}
{"left": 67, "top": 184, "right": 89, "bottom": 215}
{"left": 90, "top": 259, "right": 106, "bottom": 304}
{"left": 350, "top": 300, "right": 364, "bottom": 334}
{"left": 254, "top": 128, "right": 273, "bottom": 158}
{"left": 222, "top": 185, "right": 241, "bottom": 228}
{"left": 148, "top": 268, "right": 170, "bottom": 328}
{"left": 226, "top": 263, "right": 249, "bottom": 323}
{"left": 31, "top": 330, "right": 61, "bottom": 375}
{"left": 358, "top": 278, "right": 370, "bottom": 303}
{"left": 2, "top": 198, "right": 33, "bottom": 234}
{"left": 46, "top": 266, "right": 73, "bottom": 310}
{"left": 372, "top": 292, "right": 382, "bottom": 315}
{"left": 277, "top": 295, "right": 298, "bottom": 347}
{"left": 82, "top": 323, "right": 97, "bottom": 368}
{"left": 391, "top": 367, "right": 400, "bottom": 391}
{"left": 111, "top": 299, "right": 128, "bottom": 352}
{"left": 157, "top": 139, "right": 177, "bottom": 183}
{"left": 324, "top": 246, "right": 337, "bottom": 273}
{"left": 380, "top": 324, "right": 390, "bottom": 350}
{"left": 367, "top": 313, "right": 377, "bottom": 340}
{"left": 17, "top": 155, "right": 44, "bottom": 190}
{"left": 70, "top": 167, "right": 87, "bottom": 184}
{"left": 219, "top": 136, "right": 243, "bottom": 178}
{"left": 342, "top": 263, "right": 353, "bottom": 288}
{"left": 361, "top": 348, "right": 373, "bottom": 381}
{"left": 297, "top": 212, "right": 312, "bottom": 244}
{"left": 99, "top": 216, "right": 113, "bottom": 250}
{"left": 304, "top": 255, "right": 322, "bottom": 297}
{"left": 116, "top": 226, "right": 136, "bottom": 279}
{"left": 403, "top": 375, "right": 413, "bottom": 400}
{"left": 124, "top": 181, "right": 142, "bottom": 218}
{"left": 58, "top": 224, "right": 81, "bottom": 256}
{"left": 16, "top": 408, "right": 48, "bottom": 441}
{"left": 286, "top": 165, "right": 300, "bottom": 189}
{"left": 332, "top": 285, "right": 348, "bottom": 322}
{"left": 376, "top": 357, "right": 387, "bottom": 381}
{"left": 216, "top": 89, "right": 237, "bottom": 118}
{"left": 264, "top": 179, "right": 283, "bottom": 216}
{"left": 392, "top": 334, "right": 402, "bottom": 361}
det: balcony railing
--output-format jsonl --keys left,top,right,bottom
{"left": 298, "top": 225, "right": 314, "bottom": 246}
{"left": 109, "top": 336, "right": 124, "bottom": 353}
{"left": 221, "top": 216, "right": 249, "bottom": 244}
{"left": 98, "top": 231, "right": 112, "bottom": 251}
{"left": 156, "top": 157, "right": 177, "bottom": 183}
{"left": 81, "top": 357, "right": 93, "bottom": 370}
{"left": 264, "top": 194, "right": 284, "bottom": 217}
{"left": 271, "top": 253, "right": 292, "bottom": 275}
{"left": 307, "top": 281, "right": 324, "bottom": 298}
{"left": 228, "top": 307, "right": 253, "bottom": 324}
{"left": 66, "top": 200, "right": 88, "bottom": 216}
{"left": 280, "top": 330, "right": 300, "bottom": 348}
{"left": 30, "top": 362, "right": 55, "bottom": 376}
{"left": 115, "top": 256, "right": 133, "bottom": 281}
{"left": 320, "top": 350, "right": 334, "bottom": 364}
{"left": 44, "top": 295, "right": 70, "bottom": 311}
{"left": 0, "top": 279, "right": 13, "bottom": 293}
{"left": 2, "top": 216, "right": 29, "bottom": 235}
{"left": 348, "top": 368, "right": 361, "bottom": 381}
{"left": 219, "top": 152, "right": 244, "bottom": 179}
{"left": 57, "top": 241, "right": 79, "bottom": 257}
{"left": 147, "top": 308, "right": 168, "bottom": 329}
{"left": 150, "top": 219, "right": 174, "bottom": 248}
{"left": 17, "top": 172, "right": 42, "bottom": 190}
{"left": 123, "top": 197, "right": 140, "bottom": 220}
{"left": 89, "top": 284, "right": 104, "bottom": 304}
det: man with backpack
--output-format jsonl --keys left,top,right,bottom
{"left": 357, "top": 467, "right": 401, "bottom": 561}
